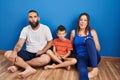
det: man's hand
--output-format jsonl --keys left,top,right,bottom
{"left": 10, "top": 51, "right": 17, "bottom": 64}
{"left": 36, "top": 50, "right": 45, "bottom": 56}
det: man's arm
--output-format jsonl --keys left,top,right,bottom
{"left": 13, "top": 38, "right": 25, "bottom": 53}
{"left": 36, "top": 40, "right": 52, "bottom": 56}
{"left": 42, "top": 40, "right": 53, "bottom": 52}
{"left": 11, "top": 38, "right": 25, "bottom": 64}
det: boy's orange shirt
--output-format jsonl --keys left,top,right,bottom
{"left": 52, "top": 38, "right": 73, "bottom": 56}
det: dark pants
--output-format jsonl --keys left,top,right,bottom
{"left": 17, "top": 50, "right": 37, "bottom": 61}
{"left": 77, "top": 38, "right": 101, "bottom": 80}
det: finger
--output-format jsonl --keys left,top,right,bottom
{"left": 12, "top": 57, "right": 17, "bottom": 65}
{"left": 36, "top": 53, "right": 40, "bottom": 56}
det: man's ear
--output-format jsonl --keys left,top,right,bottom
{"left": 38, "top": 17, "right": 40, "bottom": 21}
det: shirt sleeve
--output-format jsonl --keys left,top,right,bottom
{"left": 45, "top": 27, "right": 53, "bottom": 41}
{"left": 19, "top": 27, "right": 27, "bottom": 39}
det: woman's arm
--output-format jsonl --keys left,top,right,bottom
{"left": 70, "top": 30, "right": 75, "bottom": 44}
{"left": 91, "top": 29, "right": 100, "bottom": 51}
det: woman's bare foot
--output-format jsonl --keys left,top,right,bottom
{"left": 17, "top": 67, "right": 36, "bottom": 78}
{"left": 88, "top": 68, "right": 99, "bottom": 79}
{"left": 7, "top": 66, "right": 18, "bottom": 73}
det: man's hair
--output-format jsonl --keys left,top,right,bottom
{"left": 28, "top": 10, "right": 39, "bottom": 16}
{"left": 57, "top": 25, "right": 66, "bottom": 33}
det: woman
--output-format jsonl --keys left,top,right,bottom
{"left": 70, "top": 13, "right": 101, "bottom": 80}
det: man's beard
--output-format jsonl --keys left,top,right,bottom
{"left": 29, "top": 20, "right": 39, "bottom": 29}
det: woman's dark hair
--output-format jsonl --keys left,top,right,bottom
{"left": 57, "top": 25, "right": 66, "bottom": 33}
{"left": 77, "top": 13, "right": 92, "bottom": 35}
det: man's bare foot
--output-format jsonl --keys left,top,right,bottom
{"left": 66, "top": 66, "right": 71, "bottom": 70}
{"left": 17, "top": 67, "right": 36, "bottom": 78}
{"left": 88, "top": 68, "right": 99, "bottom": 79}
{"left": 7, "top": 66, "right": 18, "bottom": 73}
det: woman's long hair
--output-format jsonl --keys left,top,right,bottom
{"left": 77, "top": 13, "right": 92, "bottom": 35}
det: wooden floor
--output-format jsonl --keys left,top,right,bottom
{"left": 0, "top": 51, "right": 120, "bottom": 80}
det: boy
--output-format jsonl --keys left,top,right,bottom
{"left": 45, "top": 25, "right": 77, "bottom": 70}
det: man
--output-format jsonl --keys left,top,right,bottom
{"left": 4, "top": 10, "right": 53, "bottom": 78}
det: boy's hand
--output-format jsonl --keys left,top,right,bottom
{"left": 54, "top": 52, "right": 64, "bottom": 60}
{"left": 57, "top": 55, "right": 63, "bottom": 60}
{"left": 58, "top": 55, "right": 62, "bottom": 60}
{"left": 61, "top": 56, "right": 66, "bottom": 59}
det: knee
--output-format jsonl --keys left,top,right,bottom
{"left": 71, "top": 58, "right": 77, "bottom": 64}
{"left": 46, "top": 50, "right": 54, "bottom": 57}
{"left": 85, "top": 37, "right": 94, "bottom": 45}
{"left": 46, "top": 49, "right": 52, "bottom": 55}
{"left": 41, "top": 54, "right": 51, "bottom": 64}
{"left": 4, "top": 50, "right": 13, "bottom": 59}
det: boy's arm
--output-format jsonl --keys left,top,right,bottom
{"left": 53, "top": 46, "right": 56, "bottom": 54}
{"left": 53, "top": 46, "right": 59, "bottom": 56}
{"left": 11, "top": 38, "right": 25, "bottom": 64}
{"left": 62, "top": 50, "right": 71, "bottom": 59}
{"left": 53, "top": 46, "right": 62, "bottom": 60}
{"left": 62, "top": 39, "right": 73, "bottom": 59}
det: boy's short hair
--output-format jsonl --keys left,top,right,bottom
{"left": 57, "top": 25, "right": 66, "bottom": 33}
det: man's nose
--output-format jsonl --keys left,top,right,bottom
{"left": 32, "top": 18, "right": 36, "bottom": 22}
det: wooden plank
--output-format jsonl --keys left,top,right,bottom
{"left": 0, "top": 51, "right": 120, "bottom": 80}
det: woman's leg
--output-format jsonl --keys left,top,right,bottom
{"left": 85, "top": 38, "right": 101, "bottom": 78}
{"left": 77, "top": 56, "right": 89, "bottom": 80}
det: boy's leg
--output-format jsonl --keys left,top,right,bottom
{"left": 63, "top": 58, "right": 77, "bottom": 70}
{"left": 44, "top": 50, "right": 63, "bottom": 69}
{"left": 46, "top": 50, "right": 63, "bottom": 63}
{"left": 85, "top": 38, "right": 101, "bottom": 78}
{"left": 44, "top": 58, "right": 77, "bottom": 70}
